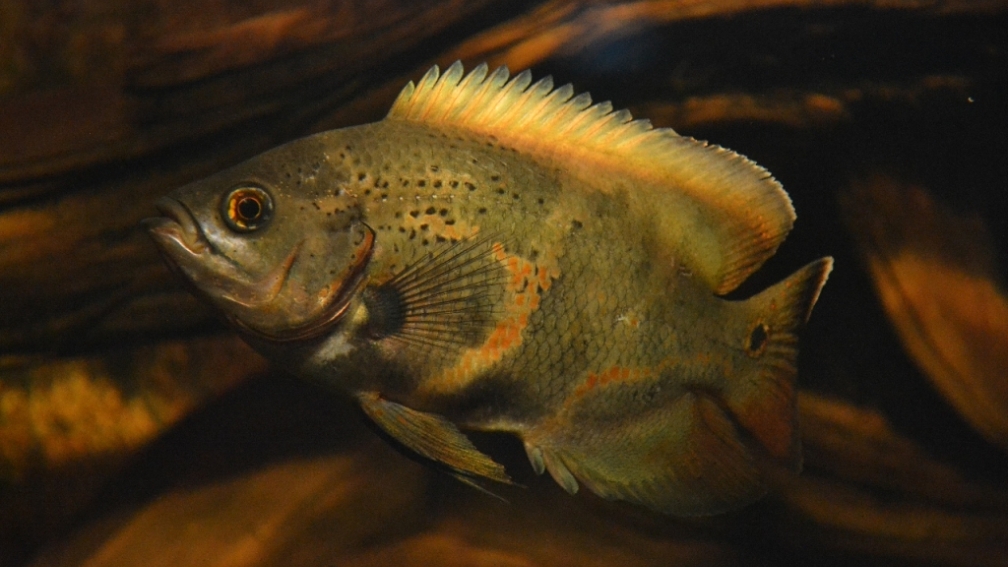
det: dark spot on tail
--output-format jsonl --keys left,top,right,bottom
{"left": 745, "top": 322, "right": 769, "bottom": 357}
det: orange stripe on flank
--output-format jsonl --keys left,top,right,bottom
{"left": 570, "top": 365, "right": 657, "bottom": 402}
{"left": 421, "top": 243, "right": 560, "bottom": 395}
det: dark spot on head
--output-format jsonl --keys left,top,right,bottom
{"left": 438, "top": 208, "right": 448, "bottom": 216}
{"left": 571, "top": 219, "right": 583, "bottom": 230}
{"left": 445, "top": 218, "right": 456, "bottom": 225}
{"left": 394, "top": 211, "right": 402, "bottom": 218}
{"left": 418, "top": 180, "right": 427, "bottom": 187}
{"left": 430, "top": 165, "right": 440, "bottom": 173}
{"left": 425, "top": 206, "right": 437, "bottom": 215}
{"left": 450, "top": 180, "right": 459, "bottom": 188}
{"left": 512, "top": 193, "right": 520, "bottom": 200}
{"left": 496, "top": 188, "right": 506, "bottom": 195}
{"left": 465, "top": 182, "right": 476, "bottom": 191}
{"left": 433, "top": 180, "right": 442, "bottom": 188}
{"left": 419, "top": 224, "right": 429, "bottom": 231}
{"left": 490, "top": 174, "right": 501, "bottom": 182}
{"left": 746, "top": 323, "right": 770, "bottom": 357}
{"left": 409, "top": 229, "right": 416, "bottom": 240}
{"left": 422, "top": 238, "right": 429, "bottom": 246}
{"left": 477, "top": 207, "right": 487, "bottom": 214}
{"left": 399, "top": 226, "right": 406, "bottom": 233}
{"left": 402, "top": 179, "right": 410, "bottom": 187}
{"left": 537, "top": 197, "right": 545, "bottom": 205}
{"left": 358, "top": 172, "right": 367, "bottom": 181}
{"left": 436, "top": 235, "right": 447, "bottom": 243}
{"left": 364, "top": 188, "right": 371, "bottom": 196}
{"left": 409, "top": 210, "right": 420, "bottom": 218}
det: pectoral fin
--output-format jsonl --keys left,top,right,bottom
{"left": 356, "top": 391, "right": 513, "bottom": 485}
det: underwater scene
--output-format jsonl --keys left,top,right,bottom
{"left": 1, "top": 1, "right": 1006, "bottom": 566}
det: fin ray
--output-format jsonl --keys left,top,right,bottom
{"left": 363, "top": 236, "right": 506, "bottom": 353}
{"left": 357, "top": 391, "right": 512, "bottom": 485}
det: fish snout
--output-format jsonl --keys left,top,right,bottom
{"left": 143, "top": 197, "right": 208, "bottom": 255}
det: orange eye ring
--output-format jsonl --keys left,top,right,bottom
{"left": 222, "top": 185, "right": 273, "bottom": 232}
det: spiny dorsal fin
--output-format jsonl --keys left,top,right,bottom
{"left": 387, "top": 61, "right": 796, "bottom": 294}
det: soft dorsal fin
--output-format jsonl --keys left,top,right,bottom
{"left": 387, "top": 61, "right": 796, "bottom": 294}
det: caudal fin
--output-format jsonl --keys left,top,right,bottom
{"left": 728, "top": 257, "right": 833, "bottom": 470}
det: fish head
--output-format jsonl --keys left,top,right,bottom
{"left": 145, "top": 134, "right": 374, "bottom": 343}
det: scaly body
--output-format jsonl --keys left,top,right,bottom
{"left": 147, "top": 62, "right": 831, "bottom": 516}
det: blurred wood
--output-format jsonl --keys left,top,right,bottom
{"left": 0, "top": 336, "right": 266, "bottom": 567}
{"left": 0, "top": 0, "right": 509, "bottom": 184}
{"left": 782, "top": 394, "right": 1008, "bottom": 566}
{"left": 32, "top": 453, "right": 430, "bottom": 567}
{"left": 842, "top": 178, "right": 1008, "bottom": 452}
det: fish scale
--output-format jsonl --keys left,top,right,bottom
{"left": 146, "top": 61, "right": 832, "bottom": 516}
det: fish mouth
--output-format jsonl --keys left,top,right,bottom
{"left": 231, "top": 224, "right": 376, "bottom": 344}
{"left": 144, "top": 197, "right": 209, "bottom": 256}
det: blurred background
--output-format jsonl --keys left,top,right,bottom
{"left": 1, "top": 1, "right": 1007, "bottom": 565}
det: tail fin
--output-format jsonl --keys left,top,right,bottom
{"left": 728, "top": 257, "right": 833, "bottom": 470}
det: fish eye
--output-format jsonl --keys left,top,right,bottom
{"left": 222, "top": 185, "right": 273, "bottom": 232}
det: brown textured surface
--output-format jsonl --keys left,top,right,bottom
{"left": 2, "top": 0, "right": 1008, "bottom": 566}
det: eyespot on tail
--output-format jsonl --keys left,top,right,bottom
{"left": 728, "top": 257, "right": 834, "bottom": 469}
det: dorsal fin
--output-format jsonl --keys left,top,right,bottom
{"left": 387, "top": 62, "right": 796, "bottom": 294}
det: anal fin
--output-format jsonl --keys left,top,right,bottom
{"left": 357, "top": 391, "right": 513, "bottom": 486}
{"left": 525, "top": 389, "right": 766, "bottom": 517}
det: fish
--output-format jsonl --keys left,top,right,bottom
{"left": 145, "top": 61, "right": 833, "bottom": 516}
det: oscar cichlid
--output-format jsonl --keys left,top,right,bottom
{"left": 146, "top": 62, "right": 833, "bottom": 516}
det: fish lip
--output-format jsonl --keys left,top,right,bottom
{"left": 143, "top": 197, "right": 209, "bottom": 256}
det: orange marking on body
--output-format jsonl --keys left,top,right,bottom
{"left": 570, "top": 365, "right": 658, "bottom": 403}
{"left": 421, "top": 243, "right": 560, "bottom": 395}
